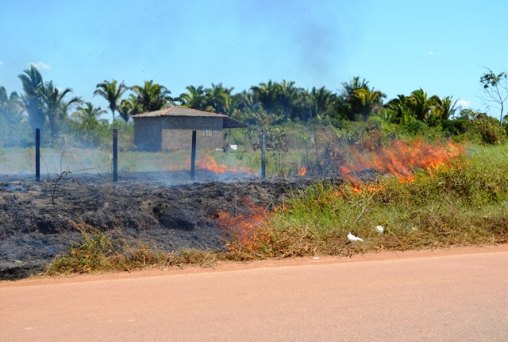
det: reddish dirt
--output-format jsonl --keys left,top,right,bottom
{"left": 1, "top": 245, "right": 507, "bottom": 341}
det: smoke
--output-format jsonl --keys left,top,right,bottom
{"left": 294, "top": 22, "right": 337, "bottom": 83}
{"left": 236, "top": 1, "right": 352, "bottom": 87}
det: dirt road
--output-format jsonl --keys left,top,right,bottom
{"left": 1, "top": 246, "right": 508, "bottom": 341}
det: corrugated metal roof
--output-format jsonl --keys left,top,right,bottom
{"left": 132, "top": 106, "right": 247, "bottom": 128}
{"left": 132, "top": 107, "right": 228, "bottom": 118}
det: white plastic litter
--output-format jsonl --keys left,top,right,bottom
{"left": 347, "top": 232, "right": 364, "bottom": 242}
{"left": 375, "top": 225, "right": 385, "bottom": 234}
{"left": 230, "top": 144, "right": 238, "bottom": 151}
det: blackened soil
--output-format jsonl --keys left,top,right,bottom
{"left": 0, "top": 172, "right": 338, "bottom": 280}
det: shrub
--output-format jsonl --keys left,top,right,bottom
{"left": 470, "top": 115, "right": 506, "bottom": 145}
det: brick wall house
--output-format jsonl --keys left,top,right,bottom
{"left": 132, "top": 107, "right": 245, "bottom": 151}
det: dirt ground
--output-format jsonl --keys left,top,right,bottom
{"left": 0, "top": 171, "right": 327, "bottom": 280}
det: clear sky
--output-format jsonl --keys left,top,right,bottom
{"left": 1, "top": 0, "right": 507, "bottom": 116}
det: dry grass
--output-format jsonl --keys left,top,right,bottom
{"left": 46, "top": 143, "right": 508, "bottom": 275}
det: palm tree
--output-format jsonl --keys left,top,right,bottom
{"left": 205, "top": 83, "right": 234, "bottom": 114}
{"left": 309, "top": 86, "right": 337, "bottom": 119}
{"left": 430, "top": 96, "right": 457, "bottom": 126}
{"left": 340, "top": 77, "right": 385, "bottom": 121}
{"left": 18, "top": 65, "right": 45, "bottom": 131}
{"left": 251, "top": 80, "right": 281, "bottom": 114}
{"left": 278, "top": 80, "right": 298, "bottom": 121}
{"left": 386, "top": 95, "right": 412, "bottom": 125}
{"left": 406, "top": 89, "right": 440, "bottom": 122}
{"left": 179, "top": 85, "right": 207, "bottom": 110}
{"left": 0, "top": 87, "right": 23, "bottom": 125}
{"left": 93, "top": 79, "right": 127, "bottom": 122}
{"left": 130, "top": 80, "right": 173, "bottom": 113}
{"left": 41, "top": 81, "right": 81, "bottom": 142}
{"left": 118, "top": 94, "right": 143, "bottom": 121}
{"left": 73, "top": 102, "right": 106, "bottom": 123}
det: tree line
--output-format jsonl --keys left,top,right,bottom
{"left": 1, "top": 65, "right": 507, "bottom": 147}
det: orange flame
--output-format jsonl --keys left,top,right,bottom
{"left": 338, "top": 139, "right": 463, "bottom": 185}
{"left": 197, "top": 155, "right": 255, "bottom": 175}
{"left": 215, "top": 200, "right": 268, "bottom": 252}
{"left": 298, "top": 166, "right": 307, "bottom": 176}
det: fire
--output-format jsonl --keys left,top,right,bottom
{"left": 215, "top": 200, "right": 268, "bottom": 252}
{"left": 197, "top": 155, "right": 254, "bottom": 175}
{"left": 338, "top": 139, "right": 464, "bottom": 185}
{"left": 298, "top": 166, "right": 307, "bottom": 177}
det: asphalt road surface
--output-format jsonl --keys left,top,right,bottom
{"left": 1, "top": 246, "right": 508, "bottom": 341}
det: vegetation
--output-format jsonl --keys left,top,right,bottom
{"left": 2, "top": 65, "right": 508, "bottom": 150}
{"left": 45, "top": 229, "right": 219, "bottom": 275}
{"left": 1, "top": 64, "right": 507, "bottom": 275}
{"left": 254, "top": 144, "right": 508, "bottom": 257}
{"left": 43, "top": 142, "right": 508, "bottom": 275}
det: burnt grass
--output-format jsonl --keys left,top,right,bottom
{"left": 0, "top": 171, "right": 328, "bottom": 280}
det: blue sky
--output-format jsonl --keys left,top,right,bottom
{"left": 1, "top": 0, "right": 507, "bottom": 116}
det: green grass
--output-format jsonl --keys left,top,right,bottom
{"left": 253, "top": 143, "right": 508, "bottom": 257}
{"left": 44, "top": 143, "right": 508, "bottom": 276}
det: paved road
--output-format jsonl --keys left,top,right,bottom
{"left": 1, "top": 247, "right": 508, "bottom": 341}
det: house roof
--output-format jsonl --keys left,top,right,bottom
{"left": 132, "top": 106, "right": 246, "bottom": 128}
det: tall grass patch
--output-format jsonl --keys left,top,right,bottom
{"left": 255, "top": 144, "right": 508, "bottom": 257}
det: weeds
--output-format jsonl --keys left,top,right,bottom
{"left": 46, "top": 143, "right": 508, "bottom": 276}
{"left": 45, "top": 228, "right": 221, "bottom": 275}
{"left": 252, "top": 144, "right": 508, "bottom": 257}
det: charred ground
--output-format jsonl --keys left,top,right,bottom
{"left": 0, "top": 172, "right": 325, "bottom": 280}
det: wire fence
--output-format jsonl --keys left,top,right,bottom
{"left": 0, "top": 129, "right": 286, "bottom": 183}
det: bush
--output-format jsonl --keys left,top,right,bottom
{"left": 470, "top": 115, "right": 506, "bottom": 145}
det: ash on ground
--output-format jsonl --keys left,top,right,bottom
{"left": 0, "top": 171, "right": 334, "bottom": 280}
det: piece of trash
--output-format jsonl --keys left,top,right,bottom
{"left": 230, "top": 144, "right": 238, "bottom": 151}
{"left": 347, "top": 232, "right": 364, "bottom": 242}
{"left": 375, "top": 225, "right": 385, "bottom": 234}
{"left": 312, "top": 256, "right": 320, "bottom": 260}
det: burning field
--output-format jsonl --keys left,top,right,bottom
{"left": 1, "top": 139, "right": 507, "bottom": 280}
{"left": 0, "top": 171, "right": 316, "bottom": 280}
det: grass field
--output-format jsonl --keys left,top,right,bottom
{"left": 45, "top": 142, "right": 508, "bottom": 275}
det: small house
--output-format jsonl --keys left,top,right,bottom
{"left": 132, "top": 107, "right": 246, "bottom": 151}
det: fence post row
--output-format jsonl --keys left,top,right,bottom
{"left": 113, "top": 129, "right": 118, "bottom": 182}
{"left": 260, "top": 131, "right": 266, "bottom": 179}
{"left": 190, "top": 130, "right": 197, "bottom": 180}
{"left": 35, "top": 128, "right": 40, "bottom": 182}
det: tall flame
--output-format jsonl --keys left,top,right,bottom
{"left": 339, "top": 139, "right": 463, "bottom": 184}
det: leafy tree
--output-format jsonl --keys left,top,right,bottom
{"left": 251, "top": 80, "right": 281, "bottom": 115}
{"left": 277, "top": 80, "right": 298, "bottom": 121}
{"left": 430, "top": 96, "right": 457, "bottom": 126}
{"left": 480, "top": 68, "right": 508, "bottom": 122}
{"left": 72, "top": 102, "right": 106, "bottom": 123}
{"left": 94, "top": 79, "right": 127, "bottom": 122}
{"left": 309, "top": 86, "right": 337, "bottom": 119}
{"left": 18, "top": 65, "right": 45, "bottom": 131}
{"left": 130, "top": 80, "right": 173, "bottom": 113}
{"left": 69, "top": 102, "right": 109, "bottom": 147}
{"left": 179, "top": 85, "right": 207, "bottom": 110}
{"left": 0, "top": 86, "right": 23, "bottom": 125}
{"left": 386, "top": 95, "right": 411, "bottom": 125}
{"left": 0, "top": 86, "right": 25, "bottom": 145}
{"left": 118, "top": 95, "right": 143, "bottom": 121}
{"left": 405, "top": 89, "right": 440, "bottom": 122}
{"left": 41, "top": 81, "right": 81, "bottom": 142}
{"left": 205, "top": 83, "right": 234, "bottom": 114}
{"left": 339, "top": 77, "right": 385, "bottom": 121}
